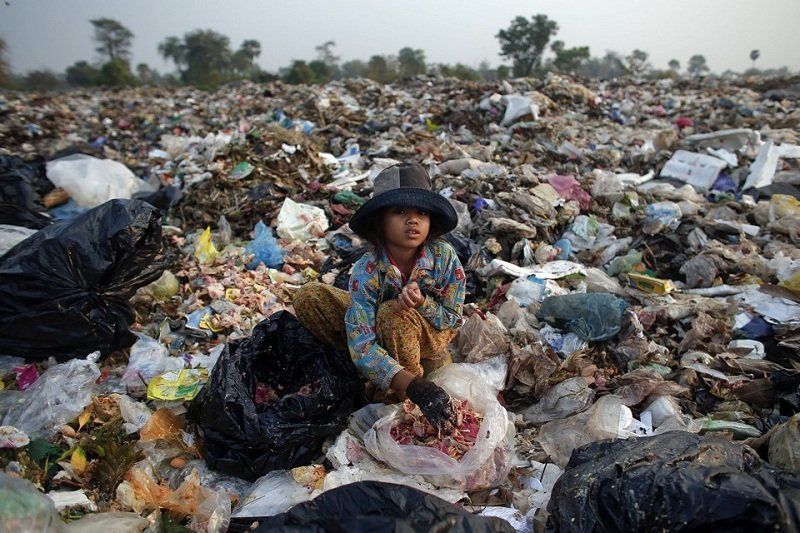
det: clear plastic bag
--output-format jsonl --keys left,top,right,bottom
{"left": 121, "top": 333, "right": 183, "bottom": 388}
{"left": 364, "top": 363, "right": 515, "bottom": 491}
{"left": 456, "top": 313, "right": 510, "bottom": 363}
{"left": 536, "top": 395, "right": 635, "bottom": 466}
{"left": 2, "top": 353, "right": 100, "bottom": 438}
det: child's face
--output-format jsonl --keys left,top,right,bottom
{"left": 382, "top": 207, "right": 430, "bottom": 250}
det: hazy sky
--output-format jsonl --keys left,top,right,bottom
{"left": 2, "top": 0, "right": 799, "bottom": 75}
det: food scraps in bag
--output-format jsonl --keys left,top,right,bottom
{"left": 254, "top": 380, "right": 321, "bottom": 406}
{"left": 390, "top": 399, "right": 483, "bottom": 461}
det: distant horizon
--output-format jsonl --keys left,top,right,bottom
{"left": 2, "top": 0, "right": 799, "bottom": 76}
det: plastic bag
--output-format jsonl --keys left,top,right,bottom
{"left": 539, "top": 293, "right": 628, "bottom": 341}
{"left": 46, "top": 154, "right": 154, "bottom": 207}
{"left": 240, "top": 481, "right": 514, "bottom": 532}
{"left": 0, "top": 224, "right": 37, "bottom": 256}
{"left": 233, "top": 470, "right": 315, "bottom": 518}
{"left": 0, "top": 472, "right": 63, "bottom": 532}
{"left": 364, "top": 363, "right": 515, "bottom": 491}
{"left": 194, "top": 227, "right": 219, "bottom": 265}
{"left": 114, "top": 394, "right": 153, "bottom": 434}
{"left": 143, "top": 270, "right": 179, "bottom": 301}
{"left": 549, "top": 431, "right": 800, "bottom": 532}
{"left": 276, "top": 198, "right": 329, "bottom": 242}
{"left": 523, "top": 377, "right": 594, "bottom": 424}
{"left": 0, "top": 199, "right": 167, "bottom": 359}
{"left": 245, "top": 221, "right": 284, "bottom": 270}
{"left": 456, "top": 312, "right": 510, "bottom": 363}
{"left": 188, "top": 311, "right": 363, "bottom": 481}
{"left": 536, "top": 395, "right": 636, "bottom": 467}
{"left": 1, "top": 353, "right": 100, "bottom": 439}
{"left": 121, "top": 333, "right": 183, "bottom": 388}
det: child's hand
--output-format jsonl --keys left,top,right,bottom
{"left": 397, "top": 282, "right": 425, "bottom": 311}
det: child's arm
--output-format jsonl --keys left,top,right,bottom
{"left": 344, "top": 262, "right": 405, "bottom": 390}
{"left": 416, "top": 245, "right": 466, "bottom": 331}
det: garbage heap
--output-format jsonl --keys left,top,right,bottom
{"left": 1, "top": 73, "right": 799, "bottom": 532}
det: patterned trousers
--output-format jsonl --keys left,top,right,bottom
{"left": 293, "top": 281, "right": 455, "bottom": 378}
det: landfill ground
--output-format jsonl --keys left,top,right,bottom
{"left": 1, "top": 73, "right": 799, "bottom": 532}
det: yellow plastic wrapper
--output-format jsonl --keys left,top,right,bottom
{"left": 147, "top": 368, "right": 208, "bottom": 401}
{"left": 624, "top": 273, "right": 676, "bottom": 295}
{"left": 194, "top": 227, "right": 219, "bottom": 265}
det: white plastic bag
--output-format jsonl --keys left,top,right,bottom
{"left": 276, "top": 198, "right": 329, "bottom": 242}
{"left": 46, "top": 154, "right": 154, "bottom": 207}
{"left": 364, "top": 363, "right": 515, "bottom": 491}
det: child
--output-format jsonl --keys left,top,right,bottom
{"left": 294, "top": 162, "right": 465, "bottom": 428}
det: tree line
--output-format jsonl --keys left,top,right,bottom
{"left": 0, "top": 14, "right": 792, "bottom": 91}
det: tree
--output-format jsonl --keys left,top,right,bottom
{"left": 21, "top": 70, "right": 65, "bottom": 91}
{"left": 66, "top": 60, "right": 100, "bottom": 87}
{"left": 136, "top": 63, "right": 157, "bottom": 84}
{"left": 551, "top": 40, "right": 590, "bottom": 73}
{"left": 0, "top": 37, "right": 9, "bottom": 87}
{"left": 496, "top": 65, "right": 511, "bottom": 80}
{"left": 158, "top": 36, "right": 185, "bottom": 72}
{"left": 578, "top": 51, "right": 626, "bottom": 79}
{"left": 365, "top": 55, "right": 397, "bottom": 84}
{"left": 687, "top": 54, "right": 709, "bottom": 77}
{"left": 397, "top": 47, "right": 426, "bottom": 78}
{"left": 625, "top": 49, "right": 650, "bottom": 76}
{"left": 232, "top": 39, "right": 261, "bottom": 73}
{"left": 315, "top": 41, "right": 340, "bottom": 68}
{"left": 308, "top": 59, "right": 333, "bottom": 83}
{"left": 668, "top": 59, "right": 680, "bottom": 72}
{"left": 750, "top": 49, "right": 760, "bottom": 70}
{"left": 98, "top": 58, "right": 137, "bottom": 86}
{"left": 159, "top": 30, "right": 233, "bottom": 88}
{"left": 340, "top": 59, "right": 366, "bottom": 78}
{"left": 283, "top": 60, "right": 314, "bottom": 84}
{"left": 440, "top": 63, "right": 479, "bottom": 81}
{"left": 90, "top": 18, "right": 134, "bottom": 63}
{"left": 496, "top": 14, "right": 559, "bottom": 77}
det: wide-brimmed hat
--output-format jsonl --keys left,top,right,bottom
{"left": 349, "top": 162, "right": 457, "bottom": 241}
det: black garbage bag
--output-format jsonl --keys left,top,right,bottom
{"left": 0, "top": 199, "right": 166, "bottom": 359}
{"left": 0, "top": 202, "right": 52, "bottom": 229}
{"left": 134, "top": 185, "right": 183, "bottom": 212}
{"left": 235, "top": 481, "right": 514, "bottom": 533}
{"left": 188, "top": 311, "right": 364, "bottom": 481}
{"left": 548, "top": 431, "right": 800, "bottom": 532}
{"left": 0, "top": 155, "right": 53, "bottom": 229}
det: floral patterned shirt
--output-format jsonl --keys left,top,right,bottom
{"left": 344, "top": 239, "right": 466, "bottom": 389}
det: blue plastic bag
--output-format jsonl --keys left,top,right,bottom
{"left": 245, "top": 221, "right": 284, "bottom": 270}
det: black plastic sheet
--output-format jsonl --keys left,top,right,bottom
{"left": 239, "top": 481, "right": 514, "bottom": 533}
